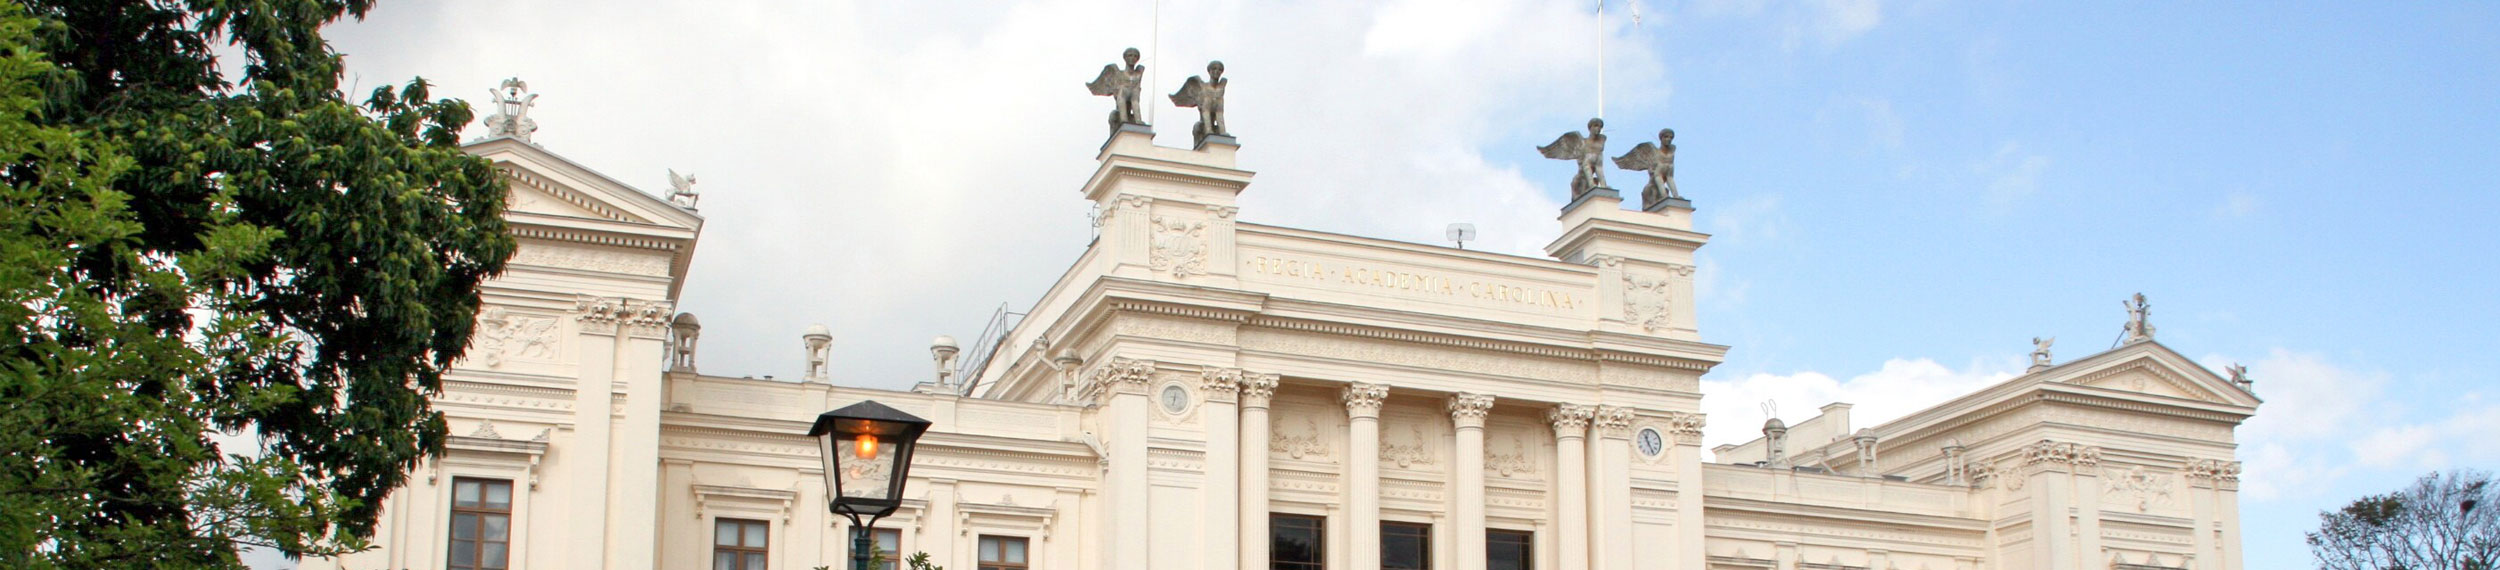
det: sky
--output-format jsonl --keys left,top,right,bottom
{"left": 299, "top": 1, "right": 2500, "bottom": 568}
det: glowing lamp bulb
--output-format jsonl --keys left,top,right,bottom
{"left": 853, "top": 433, "right": 879, "bottom": 459}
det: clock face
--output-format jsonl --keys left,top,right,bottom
{"left": 1159, "top": 384, "right": 1190, "bottom": 414}
{"left": 1636, "top": 428, "right": 1665, "bottom": 457}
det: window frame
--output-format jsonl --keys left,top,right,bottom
{"left": 976, "top": 534, "right": 1031, "bottom": 570}
{"left": 1486, "top": 529, "right": 1533, "bottom": 570}
{"left": 446, "top": 477, "right": 514, "bottom": 570}
{"left": 1270, "top": 513, "right": 1329, "bottom": 570}
{"left": 871, "top": 527, "right": 902, "bottom": 570}
{"left": 712, "top": 517, "right": 771, "bottom": 570}
{"left": 1380, "top": 521, "right": 1433, "bottom": 570}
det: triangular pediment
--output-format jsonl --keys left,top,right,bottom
{"left": 463, "top": 137, "right": 702, "bottom": 232}
{"left": 2057, "top": 341, "right": 2261, "bottom": 408}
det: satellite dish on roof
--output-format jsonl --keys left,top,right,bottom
{"left": 1446, "top": 223, "right": 1477, "bottom": 249}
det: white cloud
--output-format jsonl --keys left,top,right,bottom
{"left": 2216, "top": 190, "right": 2261, "bottom": 218}
{"left": 1977, "top": 141, "right": 2051, "bottom": 207}
{"left": 321, "top": 0, "right": 1667, "bottom": 388}
{"left": 1699, "top": 357, "right": 2018, "bottom": 450}
{"left": 1810, "top": 0, "right": 1884, "bottom": 45}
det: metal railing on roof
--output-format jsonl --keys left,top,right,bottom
{"left": 954, "top": 303, "right": 1025, "bottom": 396}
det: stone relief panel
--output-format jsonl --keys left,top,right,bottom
{"left": 470, "top": 307, "right": 561, "bottom": 368}
{"left": 1149, "top": 215, "right": 1208, "bottom": 277}
{"left": 1621, "top": 269, "right": 1673, "bottom": 332}
{"left": 509, "top": 241, "right": 672, "bottom": 277}
{"left": 1378, "top": 421, "right": 1440, "bottom": 471}
{"left": 1482, "top": 416, "right": 1547, "bottom": 482}
{"left": 2102, "top": 465, "right": 2177, "bottom": 513}
{"left": 1268, "top": 403, "right": 1336, "bottom": 463}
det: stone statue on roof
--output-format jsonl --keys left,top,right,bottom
{"left": 2030, "top": 337, "right": 2055, "bottom": 370}
{"left": 2122, "top": 293, "right": 2156, "bottom": 343}
{"left": 1539, "top": 118, "right": 1610, "bottom": 200}
{"left": 1086, "top": 48, "right": 1149, "bottom": 134}
{"left": 1169, "top": 61, "right": 1230, "bottom": 146}
{"left": 483, "top": 77, "right": 539, "bottom": 143}
{"left": 1614, "top": 128, "right": 1683, "bottom": 211}
{"left": 666, "top": 169, "right": 699, "bottom": 209}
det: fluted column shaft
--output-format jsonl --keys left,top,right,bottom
{"left": 1239, "top": 374, "right": 1279, "bottom": 570}
{"left": 1345, "top": 383, "right": 1390, "bottom": 570}
{"left": 1549, "top": 405, "right": 1593, "bottom": 570}
{"left": 1448, "top": 394, "right": 1495, "bottom": 570}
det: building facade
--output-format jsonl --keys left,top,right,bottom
{"left": 310, "top": 95, "right": 2255, "bottom": 570}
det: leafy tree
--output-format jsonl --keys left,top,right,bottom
{"left": 0, "top": 0, "right": 511, "bottom": 567}
{"left": 2309, "top": 470, "right": 2500, "bottom": 570}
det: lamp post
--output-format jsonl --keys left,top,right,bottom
{"left": 810, "top": 400, "right": 933, "bottom": 570}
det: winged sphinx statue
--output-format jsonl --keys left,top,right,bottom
{"left": 665, "top": 169, "right": 699, "bottom": 209}
{"left": 1614, "top": 128, "right": 1682, "bottom": 210}
{"left": 1085, "top": 48, "right": 1148, "bottom": 134}
{"left": 1169, "top": 61, "right": 1230, "bottom": 146}
{"left": 1539, "top": 118, "right": 1610, "bottom": 200}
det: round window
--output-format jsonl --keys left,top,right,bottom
{"left": 1159, "top": 384, "right": 1190, "bottom": 414}
{"left": 1636, "top": 427, "right": 1666, "bottom": 458}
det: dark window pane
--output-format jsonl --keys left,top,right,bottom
{"left": 1383, "top": 522, "right": 1431, "bottom": 570}
{"left": 1488, "top": 530, "right": 1532, "bottom": 570}
{"left": 482, "top": 542, "right": 508, "bottom": 569}
{"left": 450, "top": 540, "right": 476, "bottom": 566}
{"left": 483, "top": 481, "right": 511, "bottom": 509}
{"left": 451, "top": 514, "right": 478, "bottom": 540}
{"left": 1271, "top": 514, "right": 1326, "bottom": 569}
{"left": 747, "top": 552, "right": 766, "bottom": 570}
{"left": 716, "top": 552, "right": 736, "bottom": 570}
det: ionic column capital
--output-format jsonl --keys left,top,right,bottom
{"left": 1549, "top": 404, "right": 1594, "bottom": 439}
{"left": 1343, "top": 382, "right": 1389, "bottom": 419}
{"left": 1447, "top": 393, "right": 1496, "bottom": 430}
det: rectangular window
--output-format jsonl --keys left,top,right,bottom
{"left": 872, "top": 527, "right": 901, "bottom": 570}
{"left": 713, "top": 518, "right": 770, "bottom": 570}
{"left": 447, "top": 478, "right": 513, "bottom": 570}
{"left": 1382, "top": 522, "right": 1432, "bottom": 570}
{"left": 1271, "top": 514, "right": 1326, "bottom": 570}
{"left": 977, "top": 535, "right": 1030, "bottom": 570}
{"left": 1487, "top": 530, "right": 1532, "bottom": 570}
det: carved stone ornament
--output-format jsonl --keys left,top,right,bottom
{"left": 1343, "top": 382, "right": 1389, "bottom": 418}
{"left": 1622, "top": 270, "right": 1673, "bottom": 332}
{"left": 666, "top": 169, "right": 700, "bottom": 209}
{"left": 1239, "top": 372, "right": 1280, "bottom": 407}
{"left": 1149, "top": 216, "right": 1209, "bottom": 277}
{"left": 474, "top": 307, "right": 558, "bottom": 368}
{"left": 1549, "top": 404, "right": 1595, "bottom": 436}
{"left": 2030, "top": 337, "right": 2055, "bottom": 371}
{"left": 2122, "top": 292, "right": 2157, "bottom": 344}
{"left": 1270, "top": 416, "right": 1330, "bottom": 461}
{"left": 2021, "top": 440, "right": 2104, "bottom": 468}
{"left": 1087, "top": 357, "right": 1157, "bottom": 400}
{"left": 482, "top": 77, "right": 539, "bottom": 143}
{"left": 1201, "top": 367, "right": 1243, "bottom": 403}
{"left": 2103, "top": 465, "right": 2175, "bottom": 512}
{"left": 1593, "top": 406, "right": 1638, "bottom": 439}
{"left": 1167, "top": 60, "right": 1230, "bottom": 146}
{"left": 1084, "top": 48, "right": 1149, "bottom": 134}
{"left": 1661, "top": 411, "right": 1706, "bottom": 445}
{"left": 1448, "top": 393, "right": 1496, "bottom": 429}
{"left": 1612, "top": 128, "right": 1683, "bottom": 211}
{"left": 2185, "top": 458, "right": 2242, "bottom": 483}
{"left": 1380, "top": 424, "right": 1436, "bottom": 469}
{"left": 469, "top": 420, "right": 505, "bottom": 439}
{"left": 1485, "top": 434, "right": 1537, "bottom": 478}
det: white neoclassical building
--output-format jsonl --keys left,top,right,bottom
{"left": 309, "top": 84, "right": 2257, "bottom": 570}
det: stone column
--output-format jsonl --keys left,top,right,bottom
{"left": 1665, "top": 412, "right": 1707, "bottom": 570}
{"left": 1589, "top": 406, "right": 1635, "bottom": 570}
{"left": 609, "top": 300, "right": 670, "bottom": 570}
{"left": 1548, "top": 405, "right": 1593, "bottom": 570}
{"left": 1202, "top": 369, "right": 1243, "bottom": 570}
{"left": 1095, "top": 358, "right": 1157, "bottom": 570}
{"left": 1240, "top": 375, "right": 1280, "bottom": 570}
{"left": 1239, "top": 373, "right": 1279, "bottom": 570}
{"left": 1344, "top": 382, "right": 1390, "bottom": 570}
{"left": 1447, "top": 394, "right": 1496, "bottom": 570}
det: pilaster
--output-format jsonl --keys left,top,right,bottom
{"left": 569, "top": 296, "right": 622, "bottom": 570}
{"left": 1091, "top": 357, "right": 1157, "bottom": 570}
{"left": 1447, "top": 394, "right": 1496, "bottom": 570}
{"left": 1239, "top": 373, "right": 1279, "bottom": 570}
{"left": 1588, "top": 406, "right": 1635, "bottom": 570}
{"left": 1344, "top": 382, "right": 1389, "bottom": 570}
{"left": 1664, "top": 411, "right": 1707, "bottom": 570}
{"left": 1201, "top": 368, "right": 1244, "bottom": 570}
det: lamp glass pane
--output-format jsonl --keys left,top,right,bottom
{"left": 834, "top": 436, "right": 897, "bottom": 500}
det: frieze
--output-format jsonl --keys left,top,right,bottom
{"left": 472, "top": 307, "right": 560, "bottom": 368}
{"left": 1270, "top": 416, "right": 1332, "bottom": 461}
{"left": 1241, "top": 329, "right": 1591, "bottom": 385}
{"left": 1379, "top": 424, "right": 1437, "bottom": 469}
{"left": 1108, "top": 314, "right": 1235, "bottom": 345}
{"left": 2103, "top": 465, "right": 2176, "bottom": 512}
{"left": 1240, "top": 254, "right": 1587, "bottom": 314}
{"left": 510, "top": 242, "right": 671, "bottom": 277}
{"left": 1485, "top": 433, "right": 1539, "bottom": 479}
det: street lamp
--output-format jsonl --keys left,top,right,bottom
{"left": 810, "top": 400, "right": 932, "bottom": 570}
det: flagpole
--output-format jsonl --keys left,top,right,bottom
{"left": 1150, "top": 0, "right": 1161, "bottom": 126}
{"left": 1597, "top": 0, "right": 1606, "bottom": 120}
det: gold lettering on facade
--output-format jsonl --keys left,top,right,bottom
{"left": 1244, "top": 256, "right": 1582, "bottom": 312}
